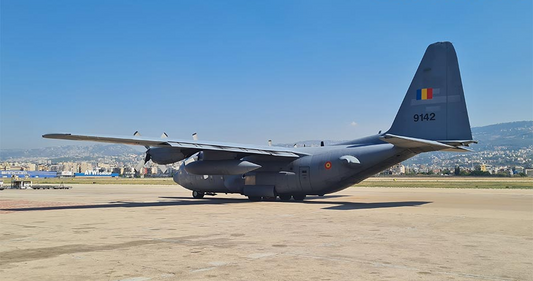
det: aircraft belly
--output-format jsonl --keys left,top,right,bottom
{"left": 268, "top": 171, "right": 299, "bottom": 194}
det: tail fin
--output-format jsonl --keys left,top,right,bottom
{"left": 387, "top": 42, "right": 473, "bottom": 142}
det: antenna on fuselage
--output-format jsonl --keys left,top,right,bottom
{"left": 161, "top": 132, "right": 168, "bottom": 139}
{"left": 268, "top": 140, "right": 272, "bottom": 147}
{"left": 320, "top": 141, "right": 324, "bottom": 147}
{"left": 192, "top": 133, "right": 198, "bottom": 141}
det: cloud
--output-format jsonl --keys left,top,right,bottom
{"left": 350, "top": 121, "right": 358, "bottom": 127}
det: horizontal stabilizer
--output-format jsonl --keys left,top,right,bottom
{"left": 380, "top": 134, "right": 472, "bottom": 152}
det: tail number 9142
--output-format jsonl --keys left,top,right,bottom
{"left": 414, "top": 113, "right": 436, "bottom": 122}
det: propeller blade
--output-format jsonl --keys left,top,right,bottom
{"left": 144, "top": 152, "right": 151, "bottom": 164}
{"left": 135, "top": 147, "right": 151, "bottom": 173}
{"left": 134, "top": 161, "right": 145, "bottom": 173}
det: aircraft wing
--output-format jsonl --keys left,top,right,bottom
{"left": 42, "top": 133, "right": 305, "bottom": 158}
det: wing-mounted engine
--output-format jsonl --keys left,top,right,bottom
{"left": 146, "top": 147, "right": 185, "bottom": 165}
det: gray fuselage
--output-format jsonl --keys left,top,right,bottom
{"left": 173, "top": 135, "right": 416, "bottom": 196}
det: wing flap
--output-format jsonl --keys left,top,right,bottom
{"left": 166, "top": 141, "right": 299, "bottom": 157}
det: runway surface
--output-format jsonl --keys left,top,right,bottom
{"left": 1, "top": 185, "right": 532, "bottom": 281}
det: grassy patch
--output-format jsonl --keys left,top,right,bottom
{"left": 358, "top": 178, "right": 532, "bottom": 189}
{"left": 17, "top": 177, "right": 175, "bottom": 185}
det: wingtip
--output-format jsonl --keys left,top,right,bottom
{"left": 42, "top": 133, "right": 72, "bottom": 139}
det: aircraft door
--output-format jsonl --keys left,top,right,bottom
{"left": 299, "top": 166, "right": 311, "bottom": 191}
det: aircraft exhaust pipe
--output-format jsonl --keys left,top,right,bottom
{"left": 185, "top": 160, "right": 261, "bottom": 175}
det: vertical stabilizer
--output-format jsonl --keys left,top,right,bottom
{"left": 387, "top": 42, "right": 473, "bottom": 141}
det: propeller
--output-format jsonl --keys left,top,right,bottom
{"left": 158, "top": 132, "right": 168, "bottom": 173}
{"left": 133, "top": 131, "right": 151, "bottom": 173}
{"left": 134, "top": 132, "right": 171, "bottom": 174}
{"left": 135, "top": 148, "right": 151, "bottom": 173}
{"left": 158, "top": 165, "right": 168, "bottom": 174}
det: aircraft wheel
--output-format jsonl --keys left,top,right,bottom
{"left": 292, "top": 194, "right": 306, "bottom": 201}
{"left": 192, "top": 191, "right": 205, "bottom": 199}
{"left": 248, "top": 196, "right": 262, "bottom": 202}
{"left": 279, "top": 194, "right": 291, "bottom": 201}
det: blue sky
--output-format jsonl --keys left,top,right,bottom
{"left": 1, "top": 0, "right": 532, "bottom": 149}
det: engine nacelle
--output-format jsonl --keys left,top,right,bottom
{"left": 147, "top": 147, "right": 185, "bottom": 165}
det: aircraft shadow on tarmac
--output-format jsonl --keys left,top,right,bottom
{"left": 2, "top": 195, "right": 431, "bottom": 212}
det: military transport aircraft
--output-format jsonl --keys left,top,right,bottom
{"left": 44, "top": 42, "right": 476, "bottom": 201}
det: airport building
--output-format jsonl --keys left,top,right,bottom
{"left": 74, "top": 171, "right": 119, "bottom": 177}
{"left": 0, "top": 171, "right": 58, "bottom": 178}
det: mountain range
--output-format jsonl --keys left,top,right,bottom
{"left": 470, "top": 121, "right": 532, "bottom": 150}
{"left": 0, "top": 144, "right": 142, "bottom": 161}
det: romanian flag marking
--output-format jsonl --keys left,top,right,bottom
{"left": 325, "top": 161, "right": 332, "bottom": 170}
{"left": 416, "top": 88, "right": 433, "bottom": 100}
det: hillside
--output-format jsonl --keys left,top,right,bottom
{"left": 404, "top": 121, "right": 533, "bottom": 167}
{"left": 471, "top": 121, "right": 533, "bottom": 150}
{"left": 0, "top": 144, "right": 142, "bottom": 161}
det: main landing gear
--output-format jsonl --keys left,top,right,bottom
{"left": 247, "top": 194, "right": 307, "bottom": 202}
{"left": 192, "top": 190, "right": 204, "bottom": 199}
{"left": 191, "top": 191, "right": 217, "bottom": 199}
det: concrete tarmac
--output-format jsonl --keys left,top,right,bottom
{"left": 1, "top": 185, "right": 532, "bottom": 281}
